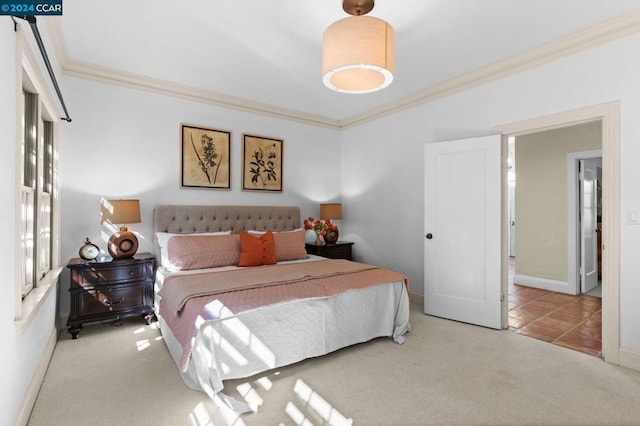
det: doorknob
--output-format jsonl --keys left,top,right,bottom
{"left": 426, "top": 233, "right": 433, "bottom": 239}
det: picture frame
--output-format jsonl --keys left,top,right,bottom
{"left": 181, "top": 124, "right": 231, "bottom": 189}
{"left": 242, "top": 134, "right": 283, "bottom": 192}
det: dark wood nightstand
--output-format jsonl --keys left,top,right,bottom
{"left": 305, "top": 241, "right": 354, "bottom": 260}
{"left": 66, "top": 253, "right": 156, "bottom": 339}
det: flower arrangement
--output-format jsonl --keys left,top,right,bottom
{"left": 304, "top": 216, "right": 337, "bottom": 245}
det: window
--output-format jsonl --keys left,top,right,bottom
{"left": 19, "top": 82, "right": 57, "bottom": 299}
{"left": 21, "top": 90, "right": 37, "bottom": 296}
{"left": 13, "top": 25, "right": 62, "bottom": 333}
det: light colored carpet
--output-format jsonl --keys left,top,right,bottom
{"left": 28, "top": 304, "right": 640, "bottom": 425}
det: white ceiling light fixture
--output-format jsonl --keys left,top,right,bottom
{"left": 322, "top": 0, "right": 395, "bottom": 94}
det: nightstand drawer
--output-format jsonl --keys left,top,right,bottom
{"left": 305, "top": 242, "right": 354, "bottom": 260}
{"left": 77, "top": 284, "right": 148, "bottom": 317}
{"left": 325, "top": 245, "right": 351, "bottom": 259}
{"left": 77, "top": 263, "right": 146, "bottom": 285}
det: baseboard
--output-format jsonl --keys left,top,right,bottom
{"left": 409, "top": 291, "right": 423, "bottom": 309}
{"left": 56, "top": 313, "right": 67, "bottom": 331}
{"left": 513, "top": 274, "right": 573, "bottom": 294}
{"left": 619, "top": 347, "right": 640, "bottom": 372}
{"left": 14, "top": 327, "right": 57, "bottom": 426}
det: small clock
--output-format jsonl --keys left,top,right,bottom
{"left": 79, "top": 237, "right": 100, "bottom": 261}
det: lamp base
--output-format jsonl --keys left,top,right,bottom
{"left": 108, "top": 227, "right": 139, "bottom": 259}
{"left": 324, "top": 228, "right": 339, "bottom": 244}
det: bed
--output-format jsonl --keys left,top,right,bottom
{"left": 153, "top": 205, "right": 410, "bottom": 412}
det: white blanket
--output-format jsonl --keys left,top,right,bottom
{"left": 156, "top": 262, "right": 410, "bottom": 412}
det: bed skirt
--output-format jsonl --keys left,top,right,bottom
{"left": 157, "top": 280, "right": 410, "bottom": 412}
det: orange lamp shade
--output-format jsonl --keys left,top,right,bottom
{"left": 320, "top": 203, "right": 343, "bottom": 220}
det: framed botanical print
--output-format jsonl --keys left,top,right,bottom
{"left": 242, "top": 134, "right": 283, "bottom": 192}
{"left": 181, "top": 124, "right": 231, "bottom": 189}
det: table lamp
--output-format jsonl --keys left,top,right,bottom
{"left": 320, "top": 203, "right": 342, "bottom": 244}
{"left": 101, "top": 199, "right": 141, "bottom": 259}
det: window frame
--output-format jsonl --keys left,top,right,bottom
{"left": 14, "top": 24, "right": 62, "bottom": 332}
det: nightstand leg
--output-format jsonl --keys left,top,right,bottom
{"left": 68, "top": 324, "right": 83, "bottom": 339}
{"left": 144, "top": 312, "right": 156, "bottom": 325}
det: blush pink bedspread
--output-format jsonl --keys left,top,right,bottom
{"left": 158, "top": 259, "right": 409, "bottom": 370}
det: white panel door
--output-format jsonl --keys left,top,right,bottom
{"left": 580, "top": 159, "right": 599, "bottom": 293}
{"left": 424, "top": 135, "right": 502, "bottom": 329}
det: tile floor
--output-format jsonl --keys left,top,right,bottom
{"left": 508, "top": 261, "right": 602, "bottom": 358}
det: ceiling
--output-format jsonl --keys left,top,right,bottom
{"left": 52, "top": 0, "right": 640, "bottom": 127}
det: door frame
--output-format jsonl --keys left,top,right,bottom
{"left": 494, "top": 101, "right": 620, "bottom": 364}
{"left": 568, "top": 150, "right": 602, "bottom": 295}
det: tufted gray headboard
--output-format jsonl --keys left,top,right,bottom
{"left": 152, "top": 205, "right": 301, "bottom": 258}
{"left": 153, "top": 204, "right": 301, "bottom": 234}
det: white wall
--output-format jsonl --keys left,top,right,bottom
{"left": 0, "top": 19, "right": 20, "bottom": 426}
{"left": 58, "top": 77, "right": 342, "bottom": 317}
{"left": 341, "top": 33, "right": 640, "bottom": 351}
{"left": 0, "top": 19, "right": 61, "bottom": 426}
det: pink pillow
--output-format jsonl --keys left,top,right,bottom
{"left": 248, "top": 229, "right": 308, "bottom": 262}
{"left": 167, "top": 234, "right": 240, "bottom": 270}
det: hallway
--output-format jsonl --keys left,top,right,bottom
{"left": 508, "top": 277, "right": 602, "bottom": 357}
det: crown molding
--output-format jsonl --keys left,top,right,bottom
{"left": 45, "top": 9, "right": 640, "bottom": 130}
{"left": 63, "top": 59, "right": 342, "bottom": 129}
{"left": 340, "top": 8, "right": 640, "bottom": 129}
{"left": 43, "top": 18, "right": 341, "bottom": 130}
{"left": 44, "top": 17, "right": 69, "bottom": 65}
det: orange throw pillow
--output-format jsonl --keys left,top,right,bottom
{"left": 238, "top": 230, "right": 277, "bottom": 267}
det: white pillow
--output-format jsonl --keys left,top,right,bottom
{"left": 247, "top": 228, "right": 303, "bottom": 235}
{"left": 156, "top": 231, "right": 231, "bottom": 268}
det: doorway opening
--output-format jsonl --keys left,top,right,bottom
{"left": 572, "top": 153, "right": 603, "bottom": 297}
{"left": 505, "top": 122, "right": 603, "bottom": 357}
{"left": 496, "top": 101, "right": 620, "bottom": 364}
{"left": 423, "top": 102, "right": 620, "bottom": 363}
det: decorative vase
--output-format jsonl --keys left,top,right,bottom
{"left": 314, "top": 233, "right": 325, "bottom": 246}
{"left": 324, "top": 227, "right": 339, "bottom": 244}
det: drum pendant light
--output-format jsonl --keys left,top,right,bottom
{"left": 322, "top": 0, "right": 395, "bottom": 94}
